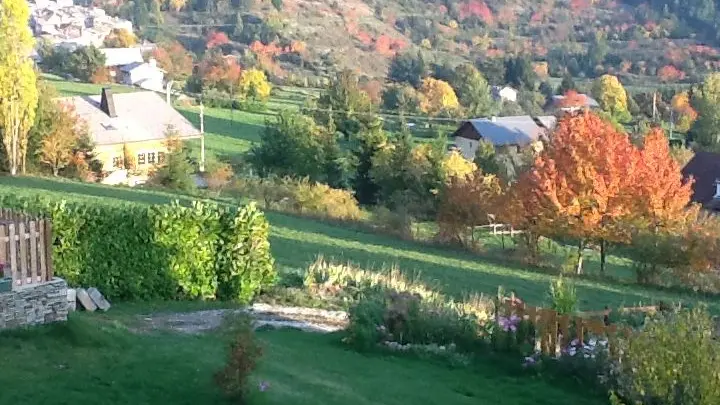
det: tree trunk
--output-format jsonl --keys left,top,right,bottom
{"left": 52, "top": 166, "right": 59, "bottom": 176}
{"left": 600, "top": 239, "right": 606, "bottom": 275}
{"left": 576, "top": 240, "right": 585, "bottom": 275}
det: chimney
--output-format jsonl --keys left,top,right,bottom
{"left": 100, "top": 87, "right": 117, "bottom": 118}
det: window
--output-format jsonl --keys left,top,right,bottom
{"left": 147, "top": 152, "right": 156, "bottom": 164}
{"left": 158, "top": 152, "right": 166, "bottom": 164}
{"left": 137, "top": 153, "right": 146, "bottom": 165}
{"left": 112, "top": 156, "right": 123, "bottom": 168}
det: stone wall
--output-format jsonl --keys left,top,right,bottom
{"left": 0, "top": 278, "right": 69, "bottom": 330}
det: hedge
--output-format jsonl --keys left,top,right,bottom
{"left": 0, "top": 195, "right": 275, "bottom": 301}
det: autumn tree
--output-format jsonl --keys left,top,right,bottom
{"left": 591, "top": 74, "right": 632, "bottom": 123}
{"left": 418, "top": 77, "right": 459, "bottom": 116}
{"left": 442, "top": 149, "right": 477, "bottom": 179}
{"left": 206, "top": 31, "right": 230, "bottom": 49}
{"left": 238, "top": 68, "right": 272, "bottom": 102}
{"left": 670, "top": 91, "right": 698, "bottom": 133}
{"left": 152, "top": 41, "right": 194, "bottom": 84}
{"left": 103, "top": 28, "right": 137, "bottom": 48}
{"left": 39, "top": 104, "right": 88, "bottom": 176}
{"left": 0, "top": 0, "right": 39, "bottom": 175}
{"left": 165, "top": 0, "right": 187, "bottom": 11}
{"left": 520, "top": 112, "right": 639, "bottom": 274}
{"left": 195, "top": 50, "right": 242, "bottom": 93}
{"left": 450, "top": 64, "right": 496, "bottom": 116}
{"left": 437, "top": 171, "right": 502, "bottom": 246}
{"left": 690, "top": 73, "right": 720, "bottom": 150}
{"left": 633, "top": 128, "right": 694, "bottom": 230}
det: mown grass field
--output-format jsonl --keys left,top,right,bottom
{"left": 0, "top": 308, "right": 604, "bottom": 405}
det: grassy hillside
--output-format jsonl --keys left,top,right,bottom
{"left": 1, "top": 175, "right": 717, "bottom": 312}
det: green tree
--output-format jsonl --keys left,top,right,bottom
{"left": 591, "top": 74, "right": 632, "bottom": 123}
{"left": 504, "top": 56, "right": 537, "bottom": 91}
{"left": 314, "top": 70, "right": 376, "bottom": 138}
{"left": 250, "top": 111, "right": 346, "bottom": 187}
{"left": 691, "top": 73, "right": 720, "bottom": 150}
{"left": 587, "top": 32, "right": 609, "bottom": 68}
{"left": 148, "top": 128, "right": 196, "bottom": 192}
{"left": 476, "top": 57, "right": 506, "bottom": 86}
{"left": 473, "top": 139, "right": 500, "bottom": 175}
{"left": 381, "top": 84, "right": 420, "bottom": 114}
{"left": 450, "top": 64, "right": 496, "bottom": 117}
{"left": 68, "top": 46, "right": 107, "bottom": 82}
{"left": 271, "top": 0, "right": 283, "bottom": 11}
{"left": 388, "top": 51, "right": 426, "bottom": 87}
{"left": 0, "top": 0, "right": 39, "bottom": 175}
{"left": 558, "top": 74, "right": 576, "bottom": 94}
{"left": 351, "top": 120, "right": 387, "bottom": 205}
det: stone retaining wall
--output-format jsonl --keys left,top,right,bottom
{"left": 0, "top": 278, "right": 69, "bottom": 330}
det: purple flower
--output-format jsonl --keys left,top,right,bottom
{"left": 498, "top": 315, "right": 521, "bottom": 332}
{"left": 523, "top": 356, "right": 537, "bottom": 367}
{"left": 258, "top": 381, "right": 270, "bottom": 392}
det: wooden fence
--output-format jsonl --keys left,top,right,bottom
{"left": 0, "top": 209, "right": 54, "bottom": 288}
{"left": 499, "top": 299, "right": 655, "bottom": 356}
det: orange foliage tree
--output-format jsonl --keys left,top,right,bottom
{"left": 670, "top": 91, "right": 698, "bottom": 132}
{"left": 197, "top": 51, "right": 242, "bottom": 92}
{"left": 152, "top": 41, "right": 194, "bottom": 82}
{"left": 633, "top": 128, "right": 694, "bottom": 230}
{"left": 511, "top": 112, "right": 640, "bottom": 274}
{"left": 437, "top": 171, "right": 503, "bottom": 247}
{"left": 658, "top": 65, "right": 685, "bottom": 82}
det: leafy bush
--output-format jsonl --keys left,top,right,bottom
{"left": 214, "top": 314, "right": 264, "bottom": 402}
{"left": 547, "top": 276, "right": 578, "bottom": 315}
{"left": 369, "top": 206, "right": 413, "bottom": 239}
{"left": 291, "top": 178, "right": 362, "bottom": 221}
{"left": 609, "top": 308, "right": 720, "bottom": 405}
{"left": 216, "top": 203, "right": 276, "bottom": 303}
{"left": 0, "top": 195, "right": 275, "bottom": 301}
{"left": 233, "top": 176, "right": 362, "bottom": 221}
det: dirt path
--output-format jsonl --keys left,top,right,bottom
{"left": 137, "top": 303, "right": 348, "bottom": 334}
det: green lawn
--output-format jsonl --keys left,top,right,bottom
{"left": 0, "top": 175, "right": 717, "bottom": 313}
{"left": 0, "top": 308, "right": 604, "bottom": 405}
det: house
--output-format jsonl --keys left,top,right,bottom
{"left": 491, "top": 86, "right": 518, "bottom": 103}
{"left": 56, "top": 88, "right": 203, "bottom": 185}
{"left": 547, "top": 93, "right": 600, "bottom": 113}
{"left": 681, "top": 151, "right": 720, "bottom": 211}
{"left": 100, "top": 47, "right": 145, "bottom": 68}
{"left": 118, "top": 59, "right": 165, "bottom": 92}
{"left": 452, "top": 115, "right": 557, "bottom": 160}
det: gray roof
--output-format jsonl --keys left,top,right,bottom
{"left": 458, "top": 115, "right": 556, "bottom": 146}
{"left": 56, "top": 91, "right": 201, "bottom": 146}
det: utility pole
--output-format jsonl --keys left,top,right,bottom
{"left": 652, "top": 92, "right": 657, "bottom": 121}
{"left": 199, "top": 102, "right": 205, "bottom": 173}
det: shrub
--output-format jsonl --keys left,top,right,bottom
{"left": 216, "top": 203, "right": 276, "bottom": 303}
{"left": 0, "top": 195, "right": 275, "bottom": 301}
{"left": 547, "top": 276, "right": 577, "bottom": 314}
{"left": 291, "top": 178, "right": 362, "bottom": 221}
{"left": 609, "top": 308, "right": 720, "bottom": 405}
{"left": 214, "top": 315, "right": 264, "bottom": 402}
{"left": 369, "top": 206, "right": 413, "bottom": 239}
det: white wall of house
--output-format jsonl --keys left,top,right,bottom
{"left": 123, "top": 61, "right": 164, "bottom": 92}
{"left": 498, "top": 88, "right": 518, "bottom": 103}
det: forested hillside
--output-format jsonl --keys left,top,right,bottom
{"left": 90, "top": 0, "right": 720, "bottom": 87}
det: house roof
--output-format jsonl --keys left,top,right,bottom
{"left": 550, "top": 94, "right": 600, "bottom": 109}
{"left": 681, "top": 151, "right": 720, "bottom": 205}
{"left": 453, "top": 115, "right": 556, "bottom": 147}
{"left": 100, "top": 47, "right": 144, "bottom": 67}
{"left": 56, "top": 91, "right": 201, "bottom": 146}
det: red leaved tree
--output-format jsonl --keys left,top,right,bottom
{"left": 514, "top": 112, "right": 640, "bottom": 274}
{"left": 206, "top": 31, "right": 230, "bottom": 49}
